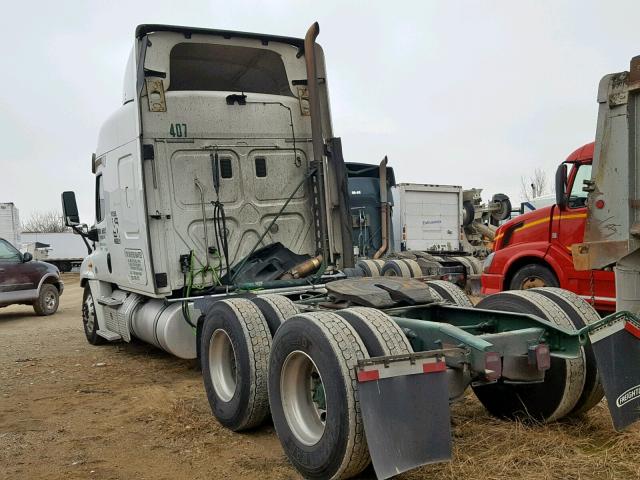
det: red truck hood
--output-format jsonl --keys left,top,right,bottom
{"left": 494, "top": 205, "right": 554, "bottom": 249}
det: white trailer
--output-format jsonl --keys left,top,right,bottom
{"left": 391, "top": 183, "right": 462, "bottom": 252}
{"left": 21, "top": 232, "right": 87, "bottom": 272}
{"left": 0, "top": 203, "right": 20, "bottom": 248}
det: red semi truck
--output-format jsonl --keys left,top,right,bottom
{"left": 481, "top": 142, "right": 616, "bottom": 312}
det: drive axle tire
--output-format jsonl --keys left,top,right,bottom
{"left": 58, "top": 261, "right": 72, "bottom": 273}
{"left": 269, "top": 312, "right": 370, "bottom": 479}
{"left": 33, "top": 284, "right": 59, "bottom": 316}
{"left": 381, "top": 259, "right": 412, "bottom": 277}
{"left": 466, "top": 256, "right": 483, "bottom": 275}
{"left": 473, "top": 290, "right": 585, "bottom": 422}
{"left": 453, "top": 256, "right": 473, "bottom": 275}
{"left": 531, "top": 287, "right": 604, "bottom": 415}
{"left": 250, "top": 294, "right": 299, "bottom": 336}
{"left": 509, "top": 263, "right": 559, "bottom": 290}
{"left": 82, "top": 286, "right": 105, "bottom": 345}
{"left": 356, "top": 259, "right": 383, "bottom": 277}
{"left": 403, "top": 259, "right": 422, "bottom": 278}
{"left": 200, "top": 298, "right": 272, "bottom": 431}
{"left": 425, "top": 280, "right": 473, "bottom": 307}
{"left": 336, "top": 307, "right": 413, "bottom": 356}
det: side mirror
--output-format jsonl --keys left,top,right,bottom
{"left": 22, "top": 252, "right": 33, "bottom": 262}
{"left": 555, "top": 163, "right": 568, "bottom": 209}
{"left": 61, "top": 191, "right": 80, "bottom": 226}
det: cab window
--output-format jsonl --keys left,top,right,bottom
{"left": 96, "top": 174, "right": 105, "bottom": 223}
{"left": 0, "top": 239, "right": 22, "bottom": 262}
{"left": 568, "top": 164, "right": 591, "bottom": 208}
{"left": 168, "top": 43, "right": 294, "bottom": 97}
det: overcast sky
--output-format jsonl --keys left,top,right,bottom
{"left": 2, "top": 0, "right": 639, "bottom": 223}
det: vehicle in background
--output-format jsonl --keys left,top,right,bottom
{"left": 346, "top": 160, "right": 396, "bottom": 258}
{"left": 21, "top": 232, "right": 87, "bottom": 272}
{"left": 392, "top": 183, "right": 462, "bottom": 252}
{"left": 0, "top": 237, "right": 63, "bottom": 315}
{"left": 481, "top": 142, "right": 616, "bottom": 313}
{"left": 518, "top": 193, "right": 556, "bottom": 214}
{"left": 0, "top": 203, "right": 20, "bottom": 249}
{"left": 346, "top": 159, "right": 510, "bottom": 291}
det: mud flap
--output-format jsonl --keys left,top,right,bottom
{"left": 356, "top": 353, "right": 451, "bottom": 479}
{"left": 589, "top": 312, "right": 640, "bottom": 431}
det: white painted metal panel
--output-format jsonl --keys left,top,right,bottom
{"left": 0, "top": 203, "right": 20, "bottom": 248}
{"left": 391, "top": 184, "right": 462, "bottom": 252}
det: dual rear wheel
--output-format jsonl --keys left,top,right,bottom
{"left": 199, "top": 286, "right": 603, "bottom": 479}
{"left": 199, "top": 296, "right": 411, "bottom": 479}
{"left": 474, "top": 288, "right": 603, "bottom": 421}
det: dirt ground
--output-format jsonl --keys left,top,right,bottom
{"left": 2, "top": 275, "right": 640, "bottom": 480}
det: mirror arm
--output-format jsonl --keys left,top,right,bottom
{"left": 71, "top": 225, "right": 94, "bottom": 255}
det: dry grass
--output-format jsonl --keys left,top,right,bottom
{"left": 160, "top": 390, "right": 640, "bottom": 479}
{"left": 408, "top": 394, "right": 640, "bottom": 480}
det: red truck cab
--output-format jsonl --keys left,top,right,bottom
{"left": 481, "top": 142, "right": 615, "bottom": 312}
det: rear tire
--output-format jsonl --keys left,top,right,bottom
{"left": 200, "top": 298, "right": 272, "bottom": 431}
{"left": 509, "top": 263, "right": 559, "bottom": 290}
{"left": 356, "top": 259, "right": 383, "bottom": 277}
{"left": 269, "top": 312, "right": 371, "bottom": 479}
{"left": 381, "top": 259, "right": 412, "bottom": 277}
{"left": 466, "top": 256, "right": 483, "bottom": 275}
{"left": 59, "top": 261, "right": 72, "bottom": 273}
{"left": 473, "top": 290, "right": 585, "bottom": 422}
{"left": 82, "top": 286, "right": 105, "bottom": 345}
{"left": 425, "top": 280, "right": 473, "bottom": 307}
{"left": 335, "top": 307, "right": 413, "bottom": 356}
{"left": 403, "top": 259, "right": 422, "bottom": 278}
{"left": 250, "top": 294, "right": 299, "bottom": 336}
{"left": 531, "top": 287, "right": 604, "bottom": 415}
{"left": 33, "top": 284, "right": 59, "bottom": 316}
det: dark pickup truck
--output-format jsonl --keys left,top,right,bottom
{"left": 0, "top": 237, "right": 64, "bottom": 315}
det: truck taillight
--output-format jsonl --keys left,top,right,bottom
{"left": 484, "top": 352, "right": 502, "bottom": 381}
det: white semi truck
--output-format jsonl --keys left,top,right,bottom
{"left": 61, "top": 23, "right": 640, "bottom": 479}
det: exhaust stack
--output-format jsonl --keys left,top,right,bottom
{"left": 373, "top": 156, "right": 390, "bottom": 259}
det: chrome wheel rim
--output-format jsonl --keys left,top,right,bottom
{"left": 280, "top": 350, "right": 326, "bottom": 446}
{"left": 209, "top": 329, "right": 237, "bottom": 402}
{"left": 45, "top": 292, "right": 56, "bottom": 311}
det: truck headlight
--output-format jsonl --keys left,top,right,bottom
{"left": 483, "top": 252, "right": 495, "bottom": 273}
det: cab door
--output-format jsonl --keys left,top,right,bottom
{"left": 553, "top": 162, "right": 592, "bottom": 290}
{"left": 557, "top": 163, "right": 591, "bottom": 251}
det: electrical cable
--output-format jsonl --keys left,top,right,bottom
{"left": 230, "top": 167, "right": 317, "bottom": 283}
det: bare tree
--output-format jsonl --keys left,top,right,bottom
{"left": 520, "top": 168, "right": 548, "bottom": 201}
{"left": 22, "top": 210, "right": 69, "bottom": 233}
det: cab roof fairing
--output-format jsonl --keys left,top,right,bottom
{"left": 128, "top": 24, "right": 327, "bottom": 111}
{"left": 565, "top": 142, "right": 594, "bottom": 164}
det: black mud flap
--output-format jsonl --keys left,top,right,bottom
{"left": 589, "top": 312, "right": 640, "bottom": 431}
{"left": 356, "top": 353, "right": 452, "bottom": 479}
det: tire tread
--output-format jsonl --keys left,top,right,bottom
{"left": 426, "top": 280, "right": 473, "bottom": 307}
